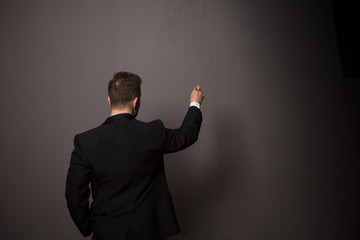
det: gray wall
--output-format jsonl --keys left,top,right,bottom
{"left": 0, "top": 0, "right": 358, "bottom": 239}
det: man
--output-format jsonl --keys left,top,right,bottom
{"left": 65, "top": 71, "right": 204, "bottom": 240}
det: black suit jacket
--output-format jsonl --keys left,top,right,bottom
{"left": 66, "top": 106, "right": 202, "bottom": 240}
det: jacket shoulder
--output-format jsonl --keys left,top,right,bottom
{"left": 75, "top": 125, "right": 101, "bottom": 138}
{"left": 140, "top": 119, "right": 164, "bottom": 130}
{"left": 74, "top": 119, "right": 165, "bottom": 139}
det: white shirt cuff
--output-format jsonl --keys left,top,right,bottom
{"left": 190, "top": 102, "right": 200, "bottom": 109}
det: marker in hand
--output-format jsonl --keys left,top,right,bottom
{"left": 190, "top": 85, "right": 204, "bottom": 104}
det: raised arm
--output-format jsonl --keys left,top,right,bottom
{"left": 163, "top": 86, "right": 204, "bottom": 154}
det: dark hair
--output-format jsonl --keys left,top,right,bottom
{"left": 108, "top": 71, "right": 142, "bottom": 108}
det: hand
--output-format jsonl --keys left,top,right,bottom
{"left": 190, "top": 85, "right": 204, "bottom": 104}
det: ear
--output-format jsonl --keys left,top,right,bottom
{"left": 108, "top": 96, "right": 111, "bottom": 106}
{"left": 132, "top": 97, "right": 138, "bottom": 109}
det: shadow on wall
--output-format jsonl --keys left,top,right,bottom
{"left": 167, "top": 111, "right": 252, "bottom": 239}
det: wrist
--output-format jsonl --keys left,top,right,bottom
{"left": 190, "top": 102, "right": 200, "bottom": 109}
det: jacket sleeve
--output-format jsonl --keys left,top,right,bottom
{"left": 65, "top": 135, "right": 93, "bottom": 237}
{"left": 163, "top": 106, "right": 203, "bottom": 154}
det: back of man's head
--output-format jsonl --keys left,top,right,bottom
{"left": 108, "top": 71, "right": 142, "bottom": 109}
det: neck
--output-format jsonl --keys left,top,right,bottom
{"left": 110, "top": 108, "right": 133, "bottom": 116}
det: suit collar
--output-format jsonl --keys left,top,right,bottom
{"left": 103, "top": 113, "right": 135, "bottom": 124}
